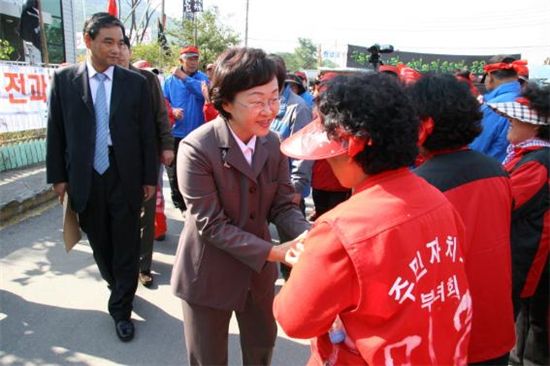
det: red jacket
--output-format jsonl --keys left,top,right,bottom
{"left": 504, "top": 146, "right": 549, "bottom": 300}
{"left": 311, "top": 159, "right": 349, "bottom": 192}
{"left": 203, "top": 102, "right": 218, "bottom": 122}
{"left": 414, "top": 148, "right": 515, "bottom": 362}
{"left": 275, "top": 168, "right": 471, "bottom": 365}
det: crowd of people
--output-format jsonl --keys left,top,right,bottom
{"left": 45, "top": 11, "right": 548, "bottom": 366}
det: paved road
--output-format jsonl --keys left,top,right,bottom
{"left": 0, "top": 175, "right": 310, "bottom": 365}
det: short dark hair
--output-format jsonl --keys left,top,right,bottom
{"left": 522, "top": 82, "right": 550, "bottom": 141}
{"left": 210, "top": 47, "right": 277, "bottom": 120}
{"left": 267, "top": 54, "right": 287, "bottom": 91}
{"left": 83, "top": 12, "right": 125, "bottom": 40}
{"left": 318, "top": 73, "right": 419, "bottom": 175}
{"left": 122, "top": 35, "right": 131, "bottom": 49}
{"left": 407, "top": 73, "right": 482, "bottom": 151}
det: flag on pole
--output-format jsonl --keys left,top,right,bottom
{"left": 107, "top": 0, "right": 118, "bottom": 17}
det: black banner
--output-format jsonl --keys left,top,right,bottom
{"left": 346, "top": 44, "right": 521, "bottom": 74}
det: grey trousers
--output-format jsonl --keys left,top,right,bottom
{"left": 181, "top": 291, "right": 277, "bottom": 366}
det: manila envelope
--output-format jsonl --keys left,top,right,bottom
{"left": 63, "top": 192, "right": 81, "bottom": 252}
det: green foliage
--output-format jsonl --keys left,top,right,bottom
{"left": 131, "top": 42, "right": 166, "bottom": 68}
{"left": 166, "top": 9, "right": 240, "bottom": 69}
{"left": 321, "top": 59, "right": 338, "bottom": 68}
{"left": 386, "top": 56, "right": 486, "bottom": 75}
{"left": 276, "top": 52, "right": 301, "bottom": 72}
{"left": 0, "top": 39, "right": 15, "bottom": 60}
{"left": 295, "top": 38, "right": 317, "bottom": 69}
{"left": 277, "top": 38, "right": 320, "bottom": 72}
{"left": 350, "top": 50, "right": 369, "bottom": 66}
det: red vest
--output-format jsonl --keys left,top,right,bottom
{"left": 275, "top": 168, "right": 472, "bottom": 365}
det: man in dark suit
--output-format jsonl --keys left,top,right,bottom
{"left": 118, "top": 35, "right": 174, "bottom": 288}
{"left": 46, "top": 12, "right": 157, "bottom": 342}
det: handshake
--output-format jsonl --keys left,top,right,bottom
{"left": 268, "top": 230, "right": 308, "bottom": 267}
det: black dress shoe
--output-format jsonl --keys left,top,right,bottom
{"left": 115, "top": 320, "right": 135, "bottom": 342}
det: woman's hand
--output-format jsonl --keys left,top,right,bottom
{"left": 267, "top": 230, "right": 308, "bottom": 266}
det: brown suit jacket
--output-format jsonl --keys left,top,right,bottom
{"left": 171, "top": 117, "right": 311, "bottom": 311}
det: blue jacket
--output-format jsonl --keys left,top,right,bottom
{"left": 163, "top": 70, "right": 209, "bottom": 138}
{"left": 299, "top": 90, "right": 314, "bottom": 109}
{"left": 270, "top": 85, "right": 313, "bottom": 198}
{"left": 470, "top": 81, "right": 521, "bottom": 162}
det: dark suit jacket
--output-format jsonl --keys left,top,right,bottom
{"left": 171, "top": 117, "right": 311, "bottom": 311}
{"left": 129, "top": 65, "right": 173, "bottom": 152}
{"left": 46, "top": 63, "right": 158, "bottom": 213}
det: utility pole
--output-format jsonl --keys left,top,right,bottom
{"left": 244, "top": 0, "right": 249, "bottom": 47}
{"left": 184, "top": 0, "right": 202, "bottom": 45}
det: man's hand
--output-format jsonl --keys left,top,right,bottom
{"left": 143, "top": 185, "right": 156, "bottom": 201}
{"left": 161, "top": 150, "right": 175, "bottom": 166}
{"left": 173, "top": 67, "right": 188, "bottom": 80}
{"left": 53, "top": 182, "right": 68, "bottom": 204}
{"left": 173, "top": 108, "right": 184, "bottom": 120}
{"left": 201, "top": 81, "right": 210, "bottom": 103}
{"left": 291, "top": 192, "right": 302, "bottom": 205}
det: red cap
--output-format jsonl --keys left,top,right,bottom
{"left": 379, "top": 64, "right": 399, "bottom": 75}
{"left": 180, "top": 45, "right": 200, "bottom": 57}
{"left": 280, "top": 118, "right": 349, "bottom": 160}
{"left": 397, "top": 64, "right": 422, "bottom": 85}
{"left": 320, "top": 72, "right": 338, "bottom": 82}
{"left": 133, "top": 59, "right": 151, "bottom": 69}
{"left": 295, "top": 71, "right": 307, "bottom": 81}
{"left": 483, "top": 59, "right": 527, "bottom": 74}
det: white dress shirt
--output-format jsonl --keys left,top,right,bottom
{"left": 87, "top": 60, "right": 114, "bottom": 145}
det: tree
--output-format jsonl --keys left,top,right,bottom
{"left": 0, "top": 39, "right": 15, "bottom": 60}
{"left": 294, "top": 38, "right": 317, "bottom": 69}
{"left": 277, "top": 52, "right": 301, "bottom": 72}
{"left": 166, "top": 8, "right": 240, "bottom": 68}
{"left": 122, "top": 0, "right": 158, "bottom": 45}
{"left": 276, "top": 38, "right": 336, "bottom": 72}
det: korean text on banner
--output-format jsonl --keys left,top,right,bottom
{"left": 0, "top": 63, "right": 54, "bottom": 133}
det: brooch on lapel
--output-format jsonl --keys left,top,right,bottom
{"left": 221, "top": 148, "right": 231, "bottom": 168}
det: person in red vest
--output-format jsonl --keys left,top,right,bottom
{"left": 275, "top": 73, "right": 472, "bottom": 365}
{"left": 488, "top": 84, "right": 549, "bottom": 366}
{"left": 410, "top": 73, "right": 515, "bottom": 365}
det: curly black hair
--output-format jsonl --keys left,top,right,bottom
{"left": 522, "top": 82, "right": 550, "bottom": 141}
{"left": 317, "top": 73, "right": 419, "bottom": 175}
{"left": 407, "top": 73, "right": 482, "bottom": 151}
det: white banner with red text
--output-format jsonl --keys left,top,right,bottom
{"left": 0, "top": 63, "right": 54, "bottom": 133}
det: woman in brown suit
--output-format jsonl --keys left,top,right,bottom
{"left": 170, "top": 47, "right": 311, "bottom": 365}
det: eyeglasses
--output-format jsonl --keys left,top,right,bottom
{"left": 235, "top": 97, "right": 280, "bottom": 112}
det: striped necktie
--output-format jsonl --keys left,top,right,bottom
{"left": 93, "top": 73, "right": 110, "bottom": 174}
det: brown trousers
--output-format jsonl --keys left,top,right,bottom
{"left": 181, "top": 289, "right": 277, "bottom": 366}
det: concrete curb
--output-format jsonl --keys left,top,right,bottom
{"left": 0, "top": 188, "right": 57, "bottom": 227}
{"left": 0, "top": 165, "right": 56, "bottom": 227}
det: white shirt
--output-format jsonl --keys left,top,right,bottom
{"left": 228, "top": 124, "right": 256, "bottom": 166}
{"left": 87, "top": 60, "right": 114, "bottom": 145}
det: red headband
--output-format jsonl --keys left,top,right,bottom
{"left": 483, "top": 59, "right": 527, "bottom": 74}
{"left": 515, "top": 97, "right": 530, "bottom": 106}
